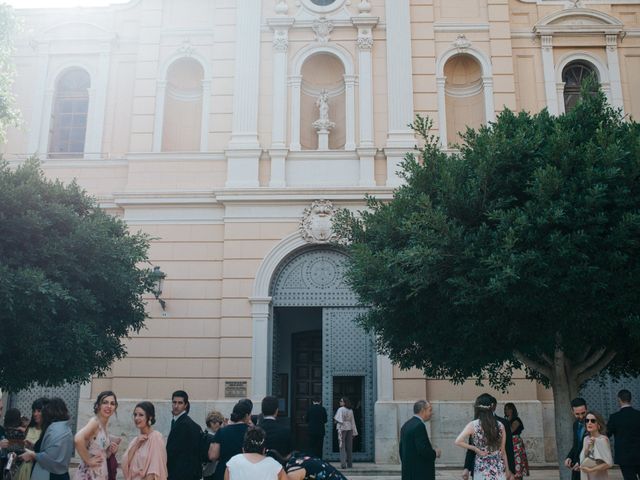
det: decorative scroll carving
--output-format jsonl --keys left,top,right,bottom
{"left": 312, "top": 18, "right": 334, "bottom": 43}
{"left": 177, "top": 39, "right": 195, "bottom": 56}
{"left": 300, "top": 199, "right": 337, "bottom": 244}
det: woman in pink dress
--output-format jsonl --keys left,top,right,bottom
{"left": 122, "top": 402, "right": 168, "bottom": 480}
{"left": 74, "top": 391, "right": 120, "bottom": 480}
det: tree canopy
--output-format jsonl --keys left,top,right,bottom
{"left": 0, "top": 4, "right": 20, "bottom": 142}
{"left": 334, "top": 89, "right": 640, "bottom": 473}
{"left": 0, "top": 160, "right": 155, "bottom": 392}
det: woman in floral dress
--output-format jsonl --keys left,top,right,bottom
{"left": 455, "top": 399, "right": 509, "bottom": 480}
{"left": 74, "top": 391, "right": 120, "bottom": 480}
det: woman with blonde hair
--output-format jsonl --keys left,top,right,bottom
{"left": 578, "top": 411, "right": 612, "bottom": 480}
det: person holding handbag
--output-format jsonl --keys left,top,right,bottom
{"left": 579, "top": 412, "right": 613, "bottom": 480}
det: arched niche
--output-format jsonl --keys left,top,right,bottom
{"left": 443, "top": 54, "right": 485, "bottom": 147}
{"left": 153, "top": 51, "right": 211, "bottom": 152}
{"left": 300, "top": 53, "right": 346, "bottom": 150}
{"left": 436, "top": 45, "right": 494, "bottom": 149}
{"left": 161, "top": 58, "right": 205, "bottom": 152}
{"left": 290, "top": 44, "right": 356, "bottom": 151}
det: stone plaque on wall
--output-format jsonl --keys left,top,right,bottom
{"left": 224, "top": 381, "right": 247, "bottom": 398}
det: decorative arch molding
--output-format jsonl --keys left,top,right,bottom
{"left": 153, "top": 50, "right": 211, "bottom": 152}
{"left": 435, "top": 44, "right": 495, "bottom": 148}
{"left": 249, "top": 230, "right": 393, "bottom": 401}
{"left": 289, "top": 44, "right": 356, "bottom": 151}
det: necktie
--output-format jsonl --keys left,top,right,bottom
{"left": 577, "top": 422, "right": 585, "bottom": 441}
{"left": 171, "top": 418, "right": 176, "bottom": 430}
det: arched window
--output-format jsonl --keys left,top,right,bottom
{"left": 562, "top": 61, "right": 598, "bottom": 113}
{"left": 48, "top": 68, "right": 90, "bottom": 158}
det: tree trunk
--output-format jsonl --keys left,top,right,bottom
{"left": 551, "top": 352, "right": 580, "bottom": 480}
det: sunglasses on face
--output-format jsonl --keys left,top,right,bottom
{"left": 585, "top": 418, "right": 598, "bottom": 424}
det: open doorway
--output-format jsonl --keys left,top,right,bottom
{"left": 273, "top": 307, "right": 322, "bottom": 449}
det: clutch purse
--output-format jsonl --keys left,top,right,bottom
{"left": 581, "top": 457, "right": 598, "bottom": 468}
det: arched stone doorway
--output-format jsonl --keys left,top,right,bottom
{"left": 269, "top": 246, "right": 376, "bottom": 462}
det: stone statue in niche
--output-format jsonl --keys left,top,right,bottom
{"left": 312, "top": 89, "right": 335, "bottom": 150}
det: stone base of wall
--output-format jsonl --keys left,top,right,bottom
{"left": 375, "top": 400, "right": 555, "bottom": 465}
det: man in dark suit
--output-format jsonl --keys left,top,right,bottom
{"left": 305, "top": 398, "right": 328, "bottom": 458}
{"left": 260, "top": 395, "right": 292, "bottom": 457}
{"left": 462, "top": 394, "right": 515, "bottom": 480}
{"left": 564, "top": 397, "right": 588, "bottom": 480}
{"left": 166, "top": 390, "right": 202, "bottom": 480}
{"left": 607, "top": 389, "right": 640, "bottom": 480}
{"left": 399, "top": 400, "right": 441, "bottom": 480}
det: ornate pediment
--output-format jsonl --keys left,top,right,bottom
{"left": 534, "top": 8, "right": 623, "bottom": 36}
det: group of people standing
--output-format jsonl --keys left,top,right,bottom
{"left": 564, "top": 390, "right": 640, "bottom": 480}
{"left": 400, "top": 389, "right": 640, "bottom": 480}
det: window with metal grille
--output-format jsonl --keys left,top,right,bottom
{"left": 562, "top": 61, "right": 598, "bottom": 113}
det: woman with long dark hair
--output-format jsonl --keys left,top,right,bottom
{"left": 455, "top": 397, "right": 509, "bottom": 480}
{"left": 16, "top": 398, "right": 49, "bottom": 480}
{"left": 19, "top": 397, "right": 74, "bottom": 480}
{"left": 504, "top": 403, "right": 529, "bottom": 478}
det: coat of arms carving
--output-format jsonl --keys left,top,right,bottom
{"left": 300, "top": 200, "right": 337, "bottom": 243}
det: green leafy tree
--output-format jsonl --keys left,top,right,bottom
{"left": 334, "top": 90, "right": 640, "bottom": 476}
{"left": 0, "top": 160, "right": 155, "bottom": 392}
{"left": 0, "top": 3, "right": 20, "bottom": 142}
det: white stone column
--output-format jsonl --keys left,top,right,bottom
{"left": 268, "top": 17, "right": 294, "bottom": 187}
{"left": 540, "top": 35, "right": 559, "bottom": 116}
{"left": 354, "top": 16, "right": 378, "bottom": 186}
{"left": 384, "top": 0, "right": 415, "bottom": 186}
{"left": 28, "top": 50, "right": 50, "bottom": 155}
{"left": 200, "top": 79, "right": 211, "bottom": 151}
{"left": 250, "top": 297, "right": 272, "bottom": 399}
{"left": 85, "top": 50, "right": 110, "bottom": 159}
{"left": 556, "top": 83, "right": 566, "bottom": 115}
{"left": 152, "top": 80, "right": 167, "bottom": 152}
{"left": 344, "top": 74, "right": 357, "bottom": 151}
{"left": 436, "top": 76, "right": 448, "bottom": 149}
{"left": 226, "top": 0, "right": 263, "bottom": 187}
{"left": 482, "top": 76, "right": 495, "bottom": 123}
{"left": 289, "top": 75, "right": 302, "bottom": 152}
{"left": 38, "top": 89, "right": 55, "bottom": 156}
{"left": 605, "top": 34, "right": 624, "bottom": 112}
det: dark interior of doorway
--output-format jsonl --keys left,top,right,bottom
{"left": 332, "top": 376, "right": 364, "bottom": 453}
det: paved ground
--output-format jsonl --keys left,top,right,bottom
{"left": 67, "top": 464, "right": 625, "bottom": 480}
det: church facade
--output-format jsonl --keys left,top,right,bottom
{"left": 4, "top": 0, "right": 640, "bottom": 464}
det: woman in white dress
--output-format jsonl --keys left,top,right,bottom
{"left": 224, "top": 427, "right": 286, "bottom": 480}
{"left": 578, "top": 411, "right": 613, "bottom": 480}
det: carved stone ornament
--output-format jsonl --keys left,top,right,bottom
{"left": 357, "top": 29, "right": 373, "bottom": 50}
{"left": 273, "top": 30, "right": 289, "bottom": 52}
{"left": 453, "top": 34, "right": 471, "bottom": 53}
{"left": 312, "top": 18, "right": 334, "bottom": 43}
{"left": 300, "top": 200, "right": 338, "bottom": 244}
{"left": 275, "top": 0, "right": 288, "bottom": 14}
{"left": 178, "top": 39, "right": 195, "bottom": 56}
